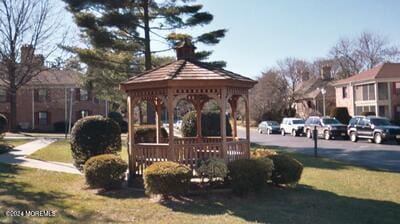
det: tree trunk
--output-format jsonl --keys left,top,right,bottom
{"left": 9, "top": 88, "right": 18, "bottom": 132}
{"left": 142, "top": 0, "right": 155, "bottom": 124}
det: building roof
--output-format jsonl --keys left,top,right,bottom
{"left": 28, "top": 69, "right": 80, "bottom": 86}
{"left": 295, "top": 77, "right": 334, "bottom": 100}
{"left": 121, "top": 59, "right": 256, "bottom": 88}
{"left": 333, "top": 63, "right": 400, "bottom": 86}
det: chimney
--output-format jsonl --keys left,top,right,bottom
{"left": 21, "top": 44, "right": 34, "bottom": 64}
{"left": 176, "top": 40, "right": 196, "bottom": 60}
{"left": 321, "top": 64, "right": 331, "bottom": 80}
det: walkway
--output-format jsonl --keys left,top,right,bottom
{"left": 0, "top": 138, "right": 80, "bottom": 174}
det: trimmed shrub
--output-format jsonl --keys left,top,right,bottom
{"left": 250, "top": 148, "right": 277, "bottom": 158}
{"left": 108, "top": 112, "right": 128, "bottom": 133}
{"left": 256, "top": 157, "right": 274, "bottom": 180}
{"left": 70, "top": 115, "right": 121, "bottom": 170}
{"left": 182, "top": 111, "right": 232, "bottom": 137}
{"left": 53, "top": 121, "right": 67, "bottom": 133}
{"left": 268, "top": 154, "right": 303, "bottom": 186}
{"left": 361, "top": 111, "right": 376, "bottom": 116}
{"left": 330, "top": 107, "right": 351, "bottom": 125}
{"left": 143, "top": 161, "right": 192, "bottom": 196}
{"left": 195, "top": 158, "right": 228, "bottom": 182}
{"left": 84, "top": 154, "right": 127, "bottom": 190}
{"left": 227, "top": 159, "right": 271, "bottom": 196}
{"left": 0, "top": 114, "right": 8, "bottom": 139}
{"left": 135, "top": 127, "right": 168, "bottom": 143}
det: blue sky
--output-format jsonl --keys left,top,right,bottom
{"left": 60, "top": 0, "right": 400, "bottom": 79}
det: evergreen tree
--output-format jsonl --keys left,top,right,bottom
{"left": 63, "top": 0, "right": 227, "bottom": 119}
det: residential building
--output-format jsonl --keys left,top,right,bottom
{"left": 333, "top": 63, "right": 400, "bottom": 120}
{"left": 294, "top": 65, "right": 336, "bottom": 118}
{"left": 0, "top": 47, "right": 108, "bottom": 131}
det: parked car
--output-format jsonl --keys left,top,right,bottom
{"left": 257, "top": 120, "right": 280, "bottom": 135}
{"left": 347, "top": 116, "right": 400, "bottom": 144}
{"left": 304, "top": 116, "right": 348, "bottom": 140}
{"left": 174, "top": 120, "right": 183, "bottom": 130}
{"left": 280, "top": 117, "right": 305, "bottom": 136}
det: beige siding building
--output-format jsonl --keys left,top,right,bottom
{"left": 333, "top": 63, "right": 400, "bottom": 120}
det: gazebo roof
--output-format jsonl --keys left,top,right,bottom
{"left": 120, "top": 59, "right": 256, "bottom": 91}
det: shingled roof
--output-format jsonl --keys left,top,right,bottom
{"left": 334, "top": 63, "right": 400, "bottom": 86}
{"left": 121, "top": 60, "right": 255, "bottom": 86}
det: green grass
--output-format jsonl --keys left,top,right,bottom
{"left": 28, "top": 139, "right": 128, "bottom": 163}
{"left": 1, "top": 145, "right": 400, "bottom": 223}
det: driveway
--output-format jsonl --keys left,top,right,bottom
{"left": 237, "top": 127, "right": 400, "bottom": 172}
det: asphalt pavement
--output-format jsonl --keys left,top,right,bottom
{"left": 237, "top": 127, "right": 400, "bottom": 172}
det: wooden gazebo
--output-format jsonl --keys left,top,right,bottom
{"left": 120, "top": 43, "right": 257, "bottom": 178}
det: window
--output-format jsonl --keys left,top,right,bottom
{"left": 38, "top": 112, "right": 48, "bottom": 125}
{"left": 378, "top": 83, "right": 389, "bottom": 100}
{"left": 357, "top": 84, "right": 375, "bottom": 101}
{"left": 35, "top": 89, "right": 48, "bottom": 102}
{"left": 395, "top": 82, "right": 400, "bottom": 95}
{"left": 378, "top": 106, "right": 388, "bottom": 117}
{"left": 0, "top": 89, "right": 7, "bottom": 102}
{"left": 80, "top": 89, "right": 89, "bottom": 101}
{"left": 342, "top": 86, "right": 348, "bottom": 98}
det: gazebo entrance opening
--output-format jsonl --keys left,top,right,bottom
{"left": 121, "top": 42, "right": 257, "bottom": 178}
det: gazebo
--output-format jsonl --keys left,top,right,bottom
{"left": 120, "top": 43, "right": 257, "bottom": 178}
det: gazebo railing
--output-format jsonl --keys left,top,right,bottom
{"left": 132, "top": 138, "right": 249, "bottom": 175}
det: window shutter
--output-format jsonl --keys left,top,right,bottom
{"left": 75, "top": 88, "right": 80, "bottom": 101}
{"left": 47, "top": 112, "right": 51, "bottom": 125}
{"left": 46, "top": 89, "right": 50, "bottom": 102}
{"left": 34, "top": 89, "right": 39, "bottom": 102}
{"left": 35, "top": 112, "right": 39, "bottom": 126}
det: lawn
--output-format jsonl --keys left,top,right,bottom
{"left": 2, "top": 145, "right": 400, "bottom": 223}
{"left": 28, "top": 139, "right": 128, "bottom": 163}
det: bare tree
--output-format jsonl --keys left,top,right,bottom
{"left": 277, "top": 57, "right": 312, "bottom": 107}
{"left": 249, "top": 69, "right": 288, "bottom": 123}
{"left": 330, "top": 32, "right": 400, "bottom": 78}
{"left": 0, "top": 0, "right": 62, "bottom": 131}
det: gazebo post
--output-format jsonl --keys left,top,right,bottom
{"left": 167, "top": 89, "right": 175, "bottom": 161}
{"left": 245, "top": 95, "right": 250, "bottom": 158}
{"left": 154, "top": 98, "right": 162, "bottom": 144}
{"left": 220, "top": 88, "right": 227, "bottom": 160}
{"left": 195, "top": 103, "right": 202, "bottom": 139}
{"left": 127, "top": 95, "right": 136, "bottom": 182}
{"left": 229, "top": 96, "right": 238, "bottom": 140}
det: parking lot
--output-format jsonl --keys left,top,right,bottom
{"left": 238, "top": 127, "right": 400, "bottom": 172}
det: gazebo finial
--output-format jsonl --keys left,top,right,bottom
{"left": 176, "top": 39, "right": 196, "bottom": 60}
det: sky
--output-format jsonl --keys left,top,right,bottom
{"left": 58, "top": 0, "right": 400, "bottom": 79}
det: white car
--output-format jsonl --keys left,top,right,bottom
{"left": 174, "top": 120, "right": 183, "bottom": 130}
{"left": 280, "top": 117, "right": 305, "bottom": 137}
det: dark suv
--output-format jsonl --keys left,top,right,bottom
{"left": 348, "top": 116, "right": 400, "bottom": 144}
{"left": 304, "top": 116, "right": 348, "bottom": 140}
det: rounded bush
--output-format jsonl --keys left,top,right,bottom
{"left": 227, "top": 159, "right": 272, "bottom": 196}
{"left": 143, "top": 161, "right": 192, "bottom": 196}
{"left": 182, "top": 111, "right": 232, "bottom": 137}
{"left": 84, "top": 154, "right": 128, "bottom": 190}
{"left": 250, "top": 148, "right": 277, "bottom": 158}
{"left": 195, "top": 158, "right": 228, "bottom": 181}
{"left": 268, "top": 154, "right": 303, "bottom": 186}
{"left": 70, "top": 115, "right": 121, "bottom": 170}
{"left": 0, "top": 114, "right": 8, "bottom": 138}
{"left": 135, "top": 127, "right": 168, "bottom": 143}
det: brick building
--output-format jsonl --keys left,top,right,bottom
{"left": 0, "top": 69, "right": 108, "bottom": 132}
{"left": 333, "top": 63, "right": 400, "bottom": 120}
